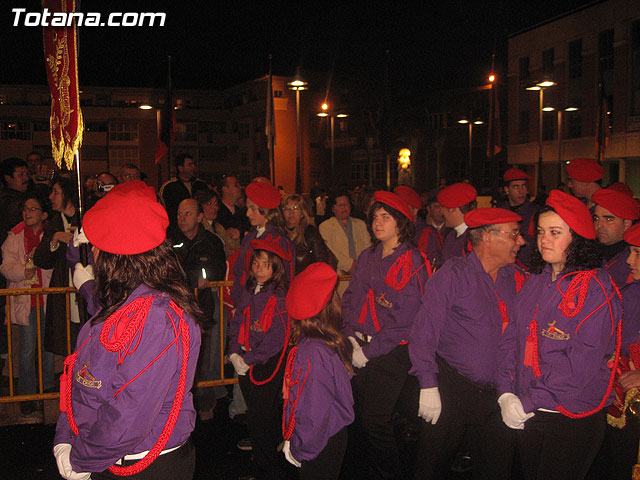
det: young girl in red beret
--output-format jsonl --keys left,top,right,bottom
{"left": 341, "top": 190, "right": 430, "bottom": 478}
{"left": 282, "top": 262, "right": 354, "bottom": 479}
{"left": 228, "top": 239, "right": 291, "bottom": 479}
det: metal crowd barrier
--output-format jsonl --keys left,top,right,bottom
{"left": 0, "top": 276, "right": 352, "bottom": 406}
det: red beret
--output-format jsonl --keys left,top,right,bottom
{"left": 592, "top": 188, "right": 640, "bottom": 220}
{"left": 546, "top": 189, "right": 596, "bottom": 239}
{"left": 437, "top": 183, "right": 477, "bottom": 209}
{"left": 624, "top": 223, "right": 640, "bottom": 247}
{"left": 503, "top": 168, "right": 530, "bottom": 183}
{"left": 83, "top": 181, "right": 169, "bottom": 255}
{"left": 464, "top": 208, "right": 522, "bottom": 228}
{"left": 393, "top": 185, "right": 421, "bottom": 210}
{"left": 245, "top": 181, "right": 281, "bottom": 209}
{"left": 608, "top": 182, "right": 634, "bottom": 197}
{"left": 250, "top": 239, "right": 292, "bottom": 262}
{"left": 286, "top": 262, "right": 337, "bottom": 320}
{"left": 566, "top": 158, "right": 604, "bottom": 183}
{"left": 373, "top": 191, "right": 413, "bottom": 221}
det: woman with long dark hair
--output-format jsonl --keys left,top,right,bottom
{"left": 282, "top": 262, "right": 354, "bottom": 479}
{"left": 341, "top": 191, "right": 430, "bottom": 479}
{"left": 53, "top": 181, "right": 202, "bottom": 480}
{"left": 497, "top": 189, "right": 622, "bottom": 480}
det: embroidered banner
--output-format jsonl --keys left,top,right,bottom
{"left": 42, "top": 0, "right": 83, "bottom": 170}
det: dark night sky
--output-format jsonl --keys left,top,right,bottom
{"left": 1, "top": 0, "right": 600, "bottom": 94}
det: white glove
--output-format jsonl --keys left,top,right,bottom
{"left": 348, "top": 336, "right": 369, "bottom": 369}
{"left": 54, "top": 443, "right": 73, "bottom": 479}
{"left": 72, "top": 263, "right": 94, "bottom": 290}
{"left": 498, "top": 393, "right": 534, "bottom": 429}
{"left": 418, "top": 387, "right": 442, "bottom": 424}
{"left": 283, "top": 440, "right": 301, "bottom": 468}
{"left": 53, "top": 444, "right": 91, "bottom": 480}
{"left": 229, "top": 353, "right": 250, "bottom": 376}
{"left": 72, "top": 227, "right": 89, "bottom": 247}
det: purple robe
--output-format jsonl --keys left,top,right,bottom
{"left": 409, "top": 251, "right": 525, "bottom": 389}
{"left": 284, "top": 336, "right": 354, "bottom": 462}
{"left": 441, "top": 228, "right": 470, "bottom": 263}
{"left": 342, "top": 242, "right": 429, "bottom": 360}
{"left": 54, "top": 284, "right": 201, "bottom": 473}
{"left": 603, "top": 245, "right": 633, "bottom": 287}
{"left": 228, "top": 284, "right": 288, "bottom": 366}
{"left": 497, "top": 266, "right": 621, "bottom": 414}
{"left": 621, "top": 280, "right": 640, "bottom": 355}
{"left": 417, "top": 225, "right": 444, "bottom": 270}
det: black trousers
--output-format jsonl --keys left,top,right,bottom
{"left": 91, "top": 437, "right": 195, "bottom": 480}
{"left": 299, "top": 427, "right": 348, "bottom": 480}
{"left": 587, "top": 420, "right": 640, "bottom": 480}
{"left": 351, "top": 343, "right": 416, "bottom": 480}
{"left": 414, "top": 357, "right": 516, "bottom": 480}
{"left": 518, "top": 410, "right": 605, "bottom": 480}
{"left": 238, "top": 352, "right": 288, "bottom": 480}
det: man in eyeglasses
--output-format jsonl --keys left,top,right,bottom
{"left": 409, "top": 208, "right": 526, "bottom": 480}
{"left": 118, "top": 164, "right": 143, "bottom": 184}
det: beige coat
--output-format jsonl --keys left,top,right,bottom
{"left": 319, "top": 216, "right": 371, "bottom": 275}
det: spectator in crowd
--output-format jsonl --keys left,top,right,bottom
{"left": 319, "top": 192, "right": 370, "bottom": 290}
{"left": 566, "top": 157, "right": 604, "bottom": 208}
{"left": 34, "top": 177, "right": 86, "bottom": 356}
{"left": 194, "top": 189, "right": 240, "bottom": 257}
{"left": 118, "top": 163, "right": 142, "bottom": 183}
{"left": 498, "top": 168, "right": 538, "bottom": 269}
{"left": 159, "top": 154, "right": 208, "bottom": 230}
{"left": 591, "top": 187, "right": 639, "bottom": 286}
{"left": 25, "top": 151, "right": 52, "bottom": 197}
{"left": 171, "top": 198, "right": 226, "bottom": 422}
{"left": 438, "top": 183, "right": 477, "bottom": 263}
{"left": 85, "top": 171, "right": 118, "bottom": 211}
{"left": 0, "top": 193, "right": 54, "bottom": 416}
{"left": 314, "top": 189, "right": 329, "bottom": 227}
{"left": 216, "top": 173, "right": 250, "bottom": 240}
{"left": 283, "top": 194, "right": 336, "bottom": 274}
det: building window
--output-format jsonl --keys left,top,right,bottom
{"left": 542, "top": 111, "right": 555, "bottom": 141}
{"left": 567, "top": 112, "right": 582, "bottom": 139}
{"left": 430, "top": 113, "right": 445, "bottom": 129}
{"left": 351, "top": 163, "right": 366, "bottom": 182}
{"left": 373, "top": 162, "right": 385, "bottom": 181}
{"left": 32, "top": 121, "right": 49, "bottom": 132}
{"left": 109, "top": 122, "right": 138, "bottom": 142}
{"left": 238, "top": 123, "right": 250, "bottom": 140}
{"left": 0, "top": 122, "right": 31, "bottom": 140}
{"left": 518, "top": 57, "right": 530, "bottom": 88}
{"left": 175, "top": 122, "right": 198, "bottom": 142}
{"left": 85, "top": 122, "right": 107, "bottom": 133}
{"left": 518, "top": 110, "right": 529, "bottom": 144}
{"left": 599, "top": 29, "right": 614, "bottom": 73}
{"left": 542, "top": 48, "right": 554, "bottom": 77}
{"left": 109, "top": 148, "right": 139, "bottom": 169}
{"left": 569, "top": 39, "right": 582, "bottom": 80}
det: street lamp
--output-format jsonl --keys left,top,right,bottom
{"left": 526, "top": 80, "right": 556, "bottom": 196}
{"left": 458, "top": 118, "right": 484, "bottom": 179}
{"left": 317, "top": 104, "right": 348, "bottom": 186}
{"left": 288, "top": 75, "right": 308, "bottom": 194}
{"left": 542, "top": 105, "right": 580, "bottom": 182}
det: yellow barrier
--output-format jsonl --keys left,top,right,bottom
{"left": 0, "top": 276, "right": 352, "bottom": 406}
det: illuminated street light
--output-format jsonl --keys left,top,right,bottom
{"left": 527, "top": 80, "right": 556, "bottom": 195}
{"left": 138, "top": 104, "right": 153, "bottom": 110}
{"left": 317, "top": 104, "right": 348, "bottom": 186}
{"left": 458, "top": 118, "right": 484, "bottom": 177}
{"left": 288, "top": 74, "right": 308, "bottom": 193}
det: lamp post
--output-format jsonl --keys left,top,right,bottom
{"left": 458, "top": 118, "right": 484, "bottom": 180}
{"left": 288, "top": 76, "right": 308, "bottom": 194}
{"left": 526, "top": 80, "right": 556, "bottom": 196}
{"left": 318, "top": 104, "right": 348, "bottom": 187}
{"left": 542, "top": 105, "right": 580, "bottom": 183}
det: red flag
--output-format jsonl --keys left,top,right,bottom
{"left": 42, "top": 0, "right": 83, "bottom": 170}
{"left": 155, "top": 58, "right": 174, "bottom": 164}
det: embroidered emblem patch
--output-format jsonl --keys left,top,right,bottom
{"left": 375, "top": 293, "right": 393, "bottom": 308}
{"left": 541, "top": 321, "right": 570, "bottom": 341}
{"left": 76, "top": 363, "right": 102, "bottom": 389}
{"left": 251, "top": 321, "right": 264, "bottom": 333}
